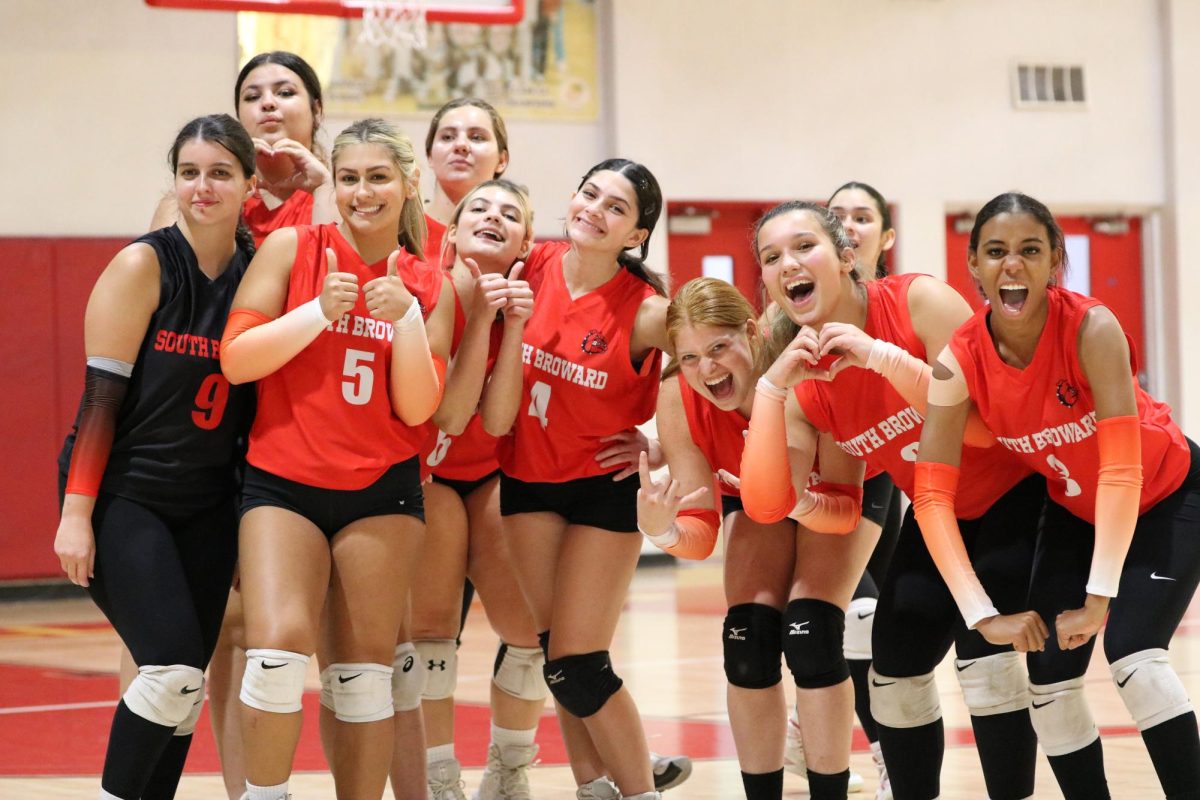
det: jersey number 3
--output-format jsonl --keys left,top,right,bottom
{"left": 192, "top": 374, "right": 230, "bottom": 430}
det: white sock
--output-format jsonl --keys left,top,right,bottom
{"left": 427, "top": 743, "right": 455, "bottom": 765}
{"left": 244, "top": 781, "right": 289, "bottom": 800}
{"left": 491, "top": 722, "right": 537, "bottom": 748}
{"left": 98, "top": 790, "right": 124, "bottom": 800}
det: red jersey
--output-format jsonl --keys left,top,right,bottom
{"left": 950, "top": 286, "right": 1189, "bottom": 520}
{"left": 247, "top": 224, "right": 444, "bottom": 489}
{"left": 796, "top": 274, "right": 1029, "bottom": 520}
{"left": 421, "top": 283, "right": 504, "bottom": 481}
{"left": 498, "top": 242, "right": 661, "bottom": 482}
{"left": 424, "top": 214, "right": 450, "bottom": 268}
{"left": 243, "top": 190, "right": 314, "bottom": 247}
{"left": 676, "top": 375, "right": 747, "bottom": 497}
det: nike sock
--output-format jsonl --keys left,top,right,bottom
{"left": 739, "top": 768, "right": 783, "bottom": 800}
{"left": 806, "top": 768, "right": 850, "bottom": 800}
{"left": 140, "top": 733, "right": 193, "bottom": 800}
{"left": 1141, "top": 711, "right": 1200, "bottom": 799}
{"left": 100, "top": 700, "right": 175, "bottom": 799}
{"left": 876, "top": 720, "right": 943, "bottom": 800}
{"left": 245, "top": 780, "right": 289, "bottom": 800}
{"left": 491, "top": 722, "right": 537, "bottom": 748}
{"left": 848, "top": 658, "right": 879, "bottom": 742}
{"left": 971, "top": 709, "right": 1037, "bottom": 800}
{"left": 1046, "top": 739, "right": 1111, "bottom": 800}
{"left": 427, "top": 742, "right": 455, "bottom": 765}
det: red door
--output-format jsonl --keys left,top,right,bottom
{"left": 666, "top": 201, "right": 777, "bottom": 311}
{"left": 945, "top": 214, "right": 1146, "bottom": 376}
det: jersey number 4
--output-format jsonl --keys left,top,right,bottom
{"left": 528, "top": 381, "right": 551, "bottom": 429}
{"left": 192, "top": 374, "right": 230, "bottom": 430}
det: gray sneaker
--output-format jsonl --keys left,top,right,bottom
{"left": 428, "top": 757, "right": 468, "bottom": 800}
{"left": 473, "top": 743, "right": 538, "bottom": 800}
{"left": 649, "top": 753, "right": 692, "bottom": 791}
{"left": 576, "top": 777, "right": 621, "bottom": 800}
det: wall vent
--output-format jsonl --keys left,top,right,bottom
{"left": 1012, "top": 63, "right": 1086, "bottom": 109}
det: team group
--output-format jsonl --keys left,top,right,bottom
{"left": 52, "top": 48, "right": 1200, "bottom": 800}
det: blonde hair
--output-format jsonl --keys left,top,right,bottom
{"left": 663, "top": 277, "right": 765, "bottom": 379}
{"left": 441, "top": 178, "right": 533, "bottom": 270}
{"left": 331, "top": 118, "right": 427, "bottom": 260}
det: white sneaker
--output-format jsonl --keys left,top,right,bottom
{"left": 428, "top": 757, "right": 468, "bottom": 800}
{"left": 650, "top": 752, "right": 692, "bottom": 791}
{"left": 870, "top": 741, "right": 892, "bottom": 800}
{"left": 474, "top": 743, "right": 537, "bottom": 800}
{"left": 624, "top": 794, "right": 662, "bottom": 800}
{"left": 783, "top": 707, "right": 864, "bottom": 792}
{"left": 576, "top": 777, "right": 620, "bottom": 800}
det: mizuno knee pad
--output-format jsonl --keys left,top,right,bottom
{"left": 722, "top": 603, "right": 783, "bottom": 689}
{"left": 543, "top": 651, "right": 623, "bottom": 717}
{"left": 782, "top": 598, "right": 850, "bottom": 689}
{"left": 241, "top": 649, "right": 309, "bottom": 714}
{"left": 1110, "top": 648, "right": 1194, "bottom": 731}
{"left": 493, "top": 642, "right": 549, "bottom": 701}
{"left": 123, "top": 663, "right": 205, "bottom": 728}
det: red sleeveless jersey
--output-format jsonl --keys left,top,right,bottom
{"left": 420, "top": 281, "right": 504, "bottom": 481}
{"left": 424, "top": 214, "right": 450, "bottom": 268}
{"left": 949, "top": 286, "right": 1189, "bottom": 520}
{"left": 796, "top": 274, "right": 1029, "bottom": 520}
{"left": 243, "top": 190, "right": 314, "bottom": 247}
{"left": 676, "top": 375, "right": 747, "bottom": 497}
{"left": 247, "top": 224, "right": 444, "bottom": 489}
{"left": 497, "top": 241, "right": 662, "bottom": 482}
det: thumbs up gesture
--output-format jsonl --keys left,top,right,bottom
{"left": 364, "top": 249, "right": 417, "bottom": 322}
{"left": 466, "top": 257, "right": 511, "bottom": 319}
{"left": 502, "top": 261, "right": 533, "bottom": 328}
{"left": 319, "top": 247, "right": 359, "bottom": 321}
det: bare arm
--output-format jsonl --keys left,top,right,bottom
{"left": 479, "top": 264, "right": 533, "bottom": 437}
{"left": 632, "top": 293, "right": 672, "bottom": 359}
{"left": 433, "top": 263, "right": 510, "bottom": 435}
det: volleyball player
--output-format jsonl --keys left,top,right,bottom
{"left": 54, "top": 114, "right": 257, "bottom": 800}
{"left": 740, "top": 202, "right": 1044, "bottom": 800}
{"left": 219, "top": 118, "right": 451, "bottom": 800}
{"left": 914, "top": 192, "right": 1200, "bottom": 800}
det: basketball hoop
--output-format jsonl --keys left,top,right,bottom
{"left": 357, "top": 0, "right": 428, "bottom": 51}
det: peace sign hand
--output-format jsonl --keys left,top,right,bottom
{"left": 364, "top": 250, "right": 417, "bottom": 322}
{"left": 319, "top": 247, "right": 359, "bottom": 321}
{"left": 636, "top": 451, "right": 708, "bottom": 547}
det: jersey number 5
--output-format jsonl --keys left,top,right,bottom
{"left": 343, "top": 349, "right": 376, "bottom": 406}
{"left": 528, "top": 381, "right": 551, "bottom": 429}
{"left": 192, "top": 374, "right": 230, "bottom": 430}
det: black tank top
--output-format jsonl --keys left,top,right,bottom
{"left": 59, "top": 225, "right": 255, "bottom": 516}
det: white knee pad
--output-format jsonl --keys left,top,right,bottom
{"left": 416, "top": 639, "right": 458, "bottom": 700}
{"left": 392, "top": 642, "right": 426, "bottom": 712}
{"left": 1028, "top": 676, "right": 1099, "bottom": 756}
{"left": 493, "top": 643, "right": 549, "bottom": 701}
{"left": 175, "top": 676, "right": 206, "bottom": 736}
{"left": 328, "top": 662, "right": 394, "bottom": 723}
{"left": 319, "top": 665, "right": 335, "bottom": 712}
{"left": 241, "top": 649, "right": 309, "bottom": 714}
{"left": 1110, "top": 648, "right": 1194, "bottom": 731}
{"left": 868, "top": 667, "right": 941, "bottom": 729}
{"left": 123, "top": 664, "right": 205, "bottom": 728}
{"left": 955, "top": 651, "right": 1030, "bottom": 716}
{"left": 843, "top": 597, "right": 876, "bottom": 661}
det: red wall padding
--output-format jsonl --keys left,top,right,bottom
{"left": 0, "top": 237, "right": 129, "bottom": 579}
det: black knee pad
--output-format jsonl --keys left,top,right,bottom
{"left": 538, "top": 629, "right": 550, "bottom": 660}
{"left": 783, "top": 598, "right": 850, "bottom": 689}
{"left": 543, "top": 650, "right": 623, "bottom": 717}
{"left": 723, "top": 603, "right": 783, "bottom": 689}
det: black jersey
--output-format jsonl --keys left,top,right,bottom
{"left": 59, "top": 225, "right": 255, "bottom": 516}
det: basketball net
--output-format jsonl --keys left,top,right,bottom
{"left": 358, "top": 0, "right": 428, "bottom": 51}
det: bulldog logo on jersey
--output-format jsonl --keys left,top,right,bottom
{"left": 580, "top": 329, "right": 608, "bottom": 355}
{"left": 1056, "top": 379, "right": 1079, "bottom": 408}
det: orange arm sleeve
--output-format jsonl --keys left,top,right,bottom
{"left": 740, "top": 379, "right": 798, "bottom": 523}
{"left": 220, "top": 300, "right": 330, "bottom": 385}
{"left": 791, "top": 481, "right": 863, "bottom": 534}
{"left": 913, "top": 461, "right": 1000, "bottom": 628}
{"left": 876, "top": 340, "right": 994, "bottom": 447}
{"left": 64, "top": 363, "right": 131, "bottom": 497}
{"left": 660, "top": 508, "right": 721, "bottom": 561}
{"left": 1088, "top": 415, "right": 1143, "bottom": 597}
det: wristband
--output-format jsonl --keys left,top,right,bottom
{"left": 865, "top": 339, "right": 902, "bottom": 375}
{"left": 756, "top": 376, "right": 787, "bottom": 401}
{"left": 637, "top": 521, "right": 680, "bottom": 548}
{"left": 393, "top": 298, "right": 425, "bottom": 333}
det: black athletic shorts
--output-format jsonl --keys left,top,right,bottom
{"left": 861, "top": 472, "right": 896, "bottom": 528}
{"left": 240, "top": 457, "right": 425, "bottom": 538}
{"left": 499, "top": 471, "right": 638, "bottom": 532}
{"left": 431, "top": 469, "right": 500, "bottom": 499}
{"left": 721, "top": 493, "right": 744, "bottom": 518}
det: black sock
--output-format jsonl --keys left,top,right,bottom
{"left": 848, "top": 659, "right": 879, "bottom": 742}
{"left": 806, "top": 768, "right": 850, "bottom": 800}
{"left": 739, "top": 768, "right": 783, "bottom": 800}
{"left": 100, "top": 700, "right": 176, "bottom": 799}
{"left": 1142, "top": 712, "right": 1200, "bottom": 799}
{"left": 876, "top": 720, "right": 943, "bottom": 800}
{"left": 970, "top": 710, "right": 1037, "bottom": 799}
{"left": 1046, "top": 739, "right": 1110, "bottom": 800}
{"left": 141, "top": 733, "right": 193, "bottom": 800}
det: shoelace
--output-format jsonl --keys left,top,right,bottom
{"left": 429, "top": 774, "right": 466, "bottom": 800}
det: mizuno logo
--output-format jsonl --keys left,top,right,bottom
{"left": 1117, "top": 669, "right": 1138, "bottom": 688}
{"left": 871, "top": 678, "right": 895, "bottom": 687}
{"left": 262, "top": 662, "right": 287, "bottom": 670}
{"left": 1150, "top": 572, "right": 1176, "bottom": 581}
{"left": 546, "top": 671, "right": 564, "bottom": 684}
{"left": 956, "top": 661, "right": 976, "bottom": 672}
{"left": 338, "top": 673, "right": 362, "bottom": 684}
{"left": 1032, "top": 699, "right": 1055, "bottom": 709}
{"left": 428, "top": 660, "right": 447, "bottom": 671}
{"left": 789, "top": 621, "right": 810, "bottom": 635}
{"left": 857, "top": 611, "right": 875, "bottom": 620}
{"left": 727, "top": 627, "right": 747, "bottom": 640}
{"left": 181, "top": 685, "right": 200, "bottom": 695}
